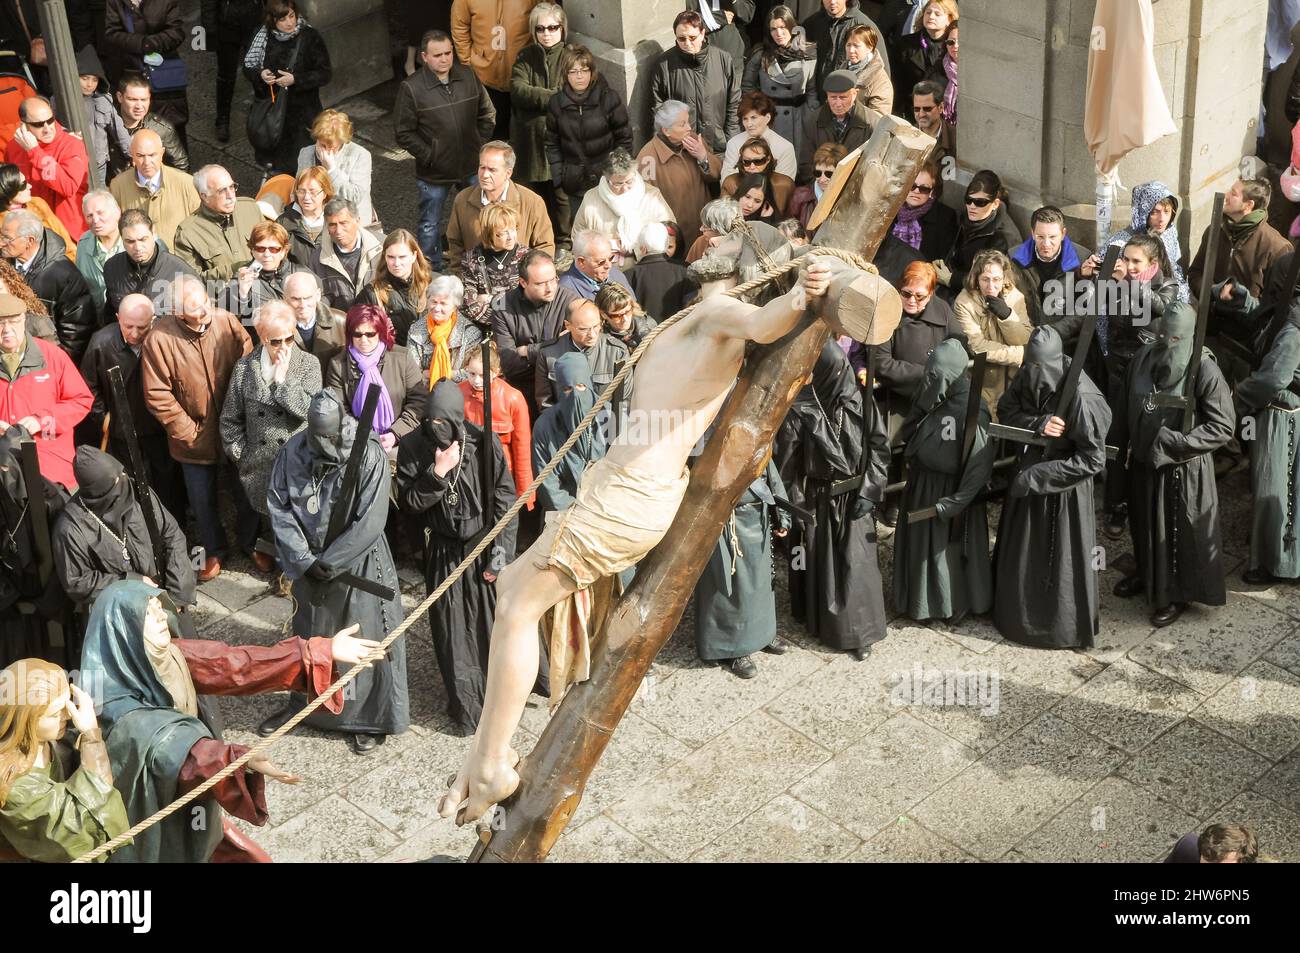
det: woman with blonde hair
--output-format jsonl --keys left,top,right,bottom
{"left": 298, "top": 108, "right": 376, "bottom": 227}
{"left": 461, "top": 202, "right": 530, "bottom": 328}
{"left": 0, "top": 658, "right": 129, "bottom": 862}
{"left": 279, "top": 165, "right": 336, "bottom": 266}
{"left": 358, "top": 228, "right": 433, "bottom": 346}
{"left": 953, "top": 248, "right": 1032, "bottom": 419}
{"left": 595, "top": 280, "right": 657, "bottom": 351}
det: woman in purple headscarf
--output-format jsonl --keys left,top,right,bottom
{"left": 323, "top": 303, "right": 426, "bottom": 455}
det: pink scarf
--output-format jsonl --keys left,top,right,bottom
{"left": 942, "top": 55, "right": 958, "bottom": 125}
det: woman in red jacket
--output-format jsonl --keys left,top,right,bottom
{"left": 0, "top": 297, "right": 92, "bottom": 490}
{"left": 458, "top": 340, "right": 533, "bottom": 509}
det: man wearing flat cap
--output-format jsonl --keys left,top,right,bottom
{"left": 798, "top": 69, "right": 878, "bottom": 183}
{"left": 0, "top": 293, "right": 93, "bottom": 490}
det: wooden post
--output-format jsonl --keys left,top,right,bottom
{"left": 469, "top": 116, "right": 934, "bottom": 863}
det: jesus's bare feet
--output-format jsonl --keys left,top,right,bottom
{"left": 440, "top": 745, "right": 522, "bottom": 826}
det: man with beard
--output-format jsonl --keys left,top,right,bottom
{"left": 892, "top": 338, "right": 994, "bottom": 625}
{"left": 52, "top": 446, "right": 195, "bottom": 614}
{"left": 396, "top": 380, "right": 518, "bottom": 735}
{"left": 776, "top": 337, "right": 889, "bottom": 657}
{"left": 263, "top": 389, "right": 409, "bottom": 755}
{"left": 993, "top": 325, "right": 1111, "bottom": 648}
{"left": 1236, "top": 302, "right": 1300, "bottom": 585}
{"left": 1111, "top": 304, "right": 1235, "bottom": 627}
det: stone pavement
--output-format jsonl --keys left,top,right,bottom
{"left": 166, "top": 5, "right": 1300, "bottom": 862}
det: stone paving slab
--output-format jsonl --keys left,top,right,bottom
{"left": 689, "top": 794, "right": 861, "bottom": 862}
{"left": 847, "top": 818, "right": 979, "bottom": 862}
{"left": 606, "top": 711, "right": 830, "bottom": 861}
{"left": 251, "top": 794, "right": 401, "bottom": 863}
{"left": 790, "top": 712, "right": 978, "bottom": 840}
{"left": 1014, "top": 776, "right": 1200, "bottom": 863}
{"left": 1052, "top": 657, "right": 1201, "bottom": 754}
{"left": 910, "top": 714, "right": 1128, "bottom": 860}
{"left": 1119, "top": 719, "right": 1274, "bottom": 818}
{"left": 1191, "top": 660, "right": 1300, "bottom": 760}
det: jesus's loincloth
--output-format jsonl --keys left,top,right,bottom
{"left": 533, "top": 457, "right": 690, "bottom": 700}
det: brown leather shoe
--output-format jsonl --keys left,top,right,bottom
{"left": 251, "top": 550, "right": 276, "bottom": 574}
{"left": 197, "top": 556, "right": 222, "bottom": 582}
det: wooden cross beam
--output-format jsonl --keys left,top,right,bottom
{"left": 468, "top": 115, "right": 935, "bottom": 863}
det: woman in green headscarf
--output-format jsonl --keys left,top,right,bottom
{"left": 79, "top": 579, "right": 381, "bottom": 861}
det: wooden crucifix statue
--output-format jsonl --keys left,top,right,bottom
{"left": 441, "top": 115, "right": 934, "bottom": 860}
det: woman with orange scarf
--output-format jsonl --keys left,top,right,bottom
{"left": 407, "top": 274, "right": 483, "bottom": 389}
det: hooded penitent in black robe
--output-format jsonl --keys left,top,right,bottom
{"left": 1112, "top": 304, "right": 1235, "bottom": 610}
{"left": 0, "top": 425, "right": 71, "bottom": 668}
{"left": 893, "top": 338, "right": 995, "bottom": 623}
{"left": 52, "top": 446, "right": 196, "bottom": 612}
{"left": 396, "top": 380, "right": 518, "bottom": 732}
{"left": 531, "top": 352, "right": 608, "bottom": 513}
{"left": 1236, "top": 308, "right": 1300, "bottom": 579}
{"left": 776, "top": 340, "right": 890, "bottom": 652}
{"left": 695, "top": 460, "right": 791, "bottom": 661}
{"left": 993, "top": 326, "right": 1111, "bottom": 648}
{"left": 79, "top": 579, "right": 350, "bottom": 862}
{"left": 267, "top": 390, "right": 409, "bottom": 736}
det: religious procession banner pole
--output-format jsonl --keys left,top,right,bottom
{"left": 469, "top": 115, "right": 935, "bottom": 864}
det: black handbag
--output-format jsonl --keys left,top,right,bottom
{"left": 246, "top": 36, "right": 302, "bottom": 153}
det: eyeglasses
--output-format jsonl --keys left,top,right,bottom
{"left": 568, "top": 67, "right": 591, "bottom": 76}
{"left": 352, "top": 330, "right": 378, "bottom": 339}
{"left": 965, "top": 195, "right": 994, "bottom": 208}
{"left": 945, "top": 39, "right": 959, "bottom": 47}
{"left": 296, "top": 188, "right": 324, "bottom": 200}
{"left": 914, "top": 104, "right": 938, "bottom": 113}
{"left": 899, "top": 290, "right": 930, "bottom": 301}
{"left": 263, "top": 335, "right": 294, "bottom": 347}
{"left": 741, "top": 158, "right": 768, "bottom": 168}
{"left": 582, "top": 256, "right": 612, "bottom": 268}
{"left": 253, "top": 244, "right": 283, "bottom": 254}
{"left": 25, "top": 116, "right": 55, "bottom": 129}
{"left": 815, "top": 169, "right": 834, "bottom": 179}
{"left": 537, "top": 23, "right": 562, "bottom": 32}
{"left": 910, "top": 183, "right": 934, "bottom": 194}
{"left": 210, "top": 183, "right": 238, "bottom": 196}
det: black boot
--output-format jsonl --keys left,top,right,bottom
{"left": 349, "top": 733, "right": 379, "bottom": 755}
{"left": 215, "top": 116, "right": 230, "bottom": 143}
{"left": 257, "top": 703, "right": 298, "bottom": 737}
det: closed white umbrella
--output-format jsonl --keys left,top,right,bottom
{"left": 1084, "top": 0, "right": 1178, "bottom": 245}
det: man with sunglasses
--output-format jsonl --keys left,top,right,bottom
{"left": 798, "top": 70, "right": 876, "bottom": 182}
{"left": 4, "top": 96, "right": 91, "bottom": 239}
{"left": 911, "top": 80, "right": 954, "bottom": 168}
{"left": 557, "top": 230, "right": 634, "bottom": 302}
{"left": 172, "top": 164, "right": 265, "bottom": 283}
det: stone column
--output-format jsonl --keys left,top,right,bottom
{"left": 957, "top": 0, "right": 1269, "bottom": 251}
{"left": 302, "top": 0, "right": 394, "bottom": 107}
{"left": 565, "top": 0, "right": 679, "bottom": 147}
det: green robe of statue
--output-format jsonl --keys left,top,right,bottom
{"left": 0, "top": 750, "right": 128, "bottom": 863}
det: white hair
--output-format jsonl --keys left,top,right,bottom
{"left": 82, "top": 188, "right": 119, "bottom": 217}
{"left": 572, "top": 229, "right": 612, "bottom": 259}
{"left": 428, "top": 274, "right": 464, "bottom": 306}
{"left": 636, "top": 222, "right": 669, "bottom": 258}
{"left": 193, "top": 164, "right": 229, "bottom": 195}
{"left": 653, "top": 99, "right": 691, "bottom": 133}
{"left": 700, "top": 198, "right": 741, "bottom": 234}
{"left": 3, "top": 209, "right": 42, "bottom": 240}
{"left": 254, "top": 300, "right": 296, "bottom": 332}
